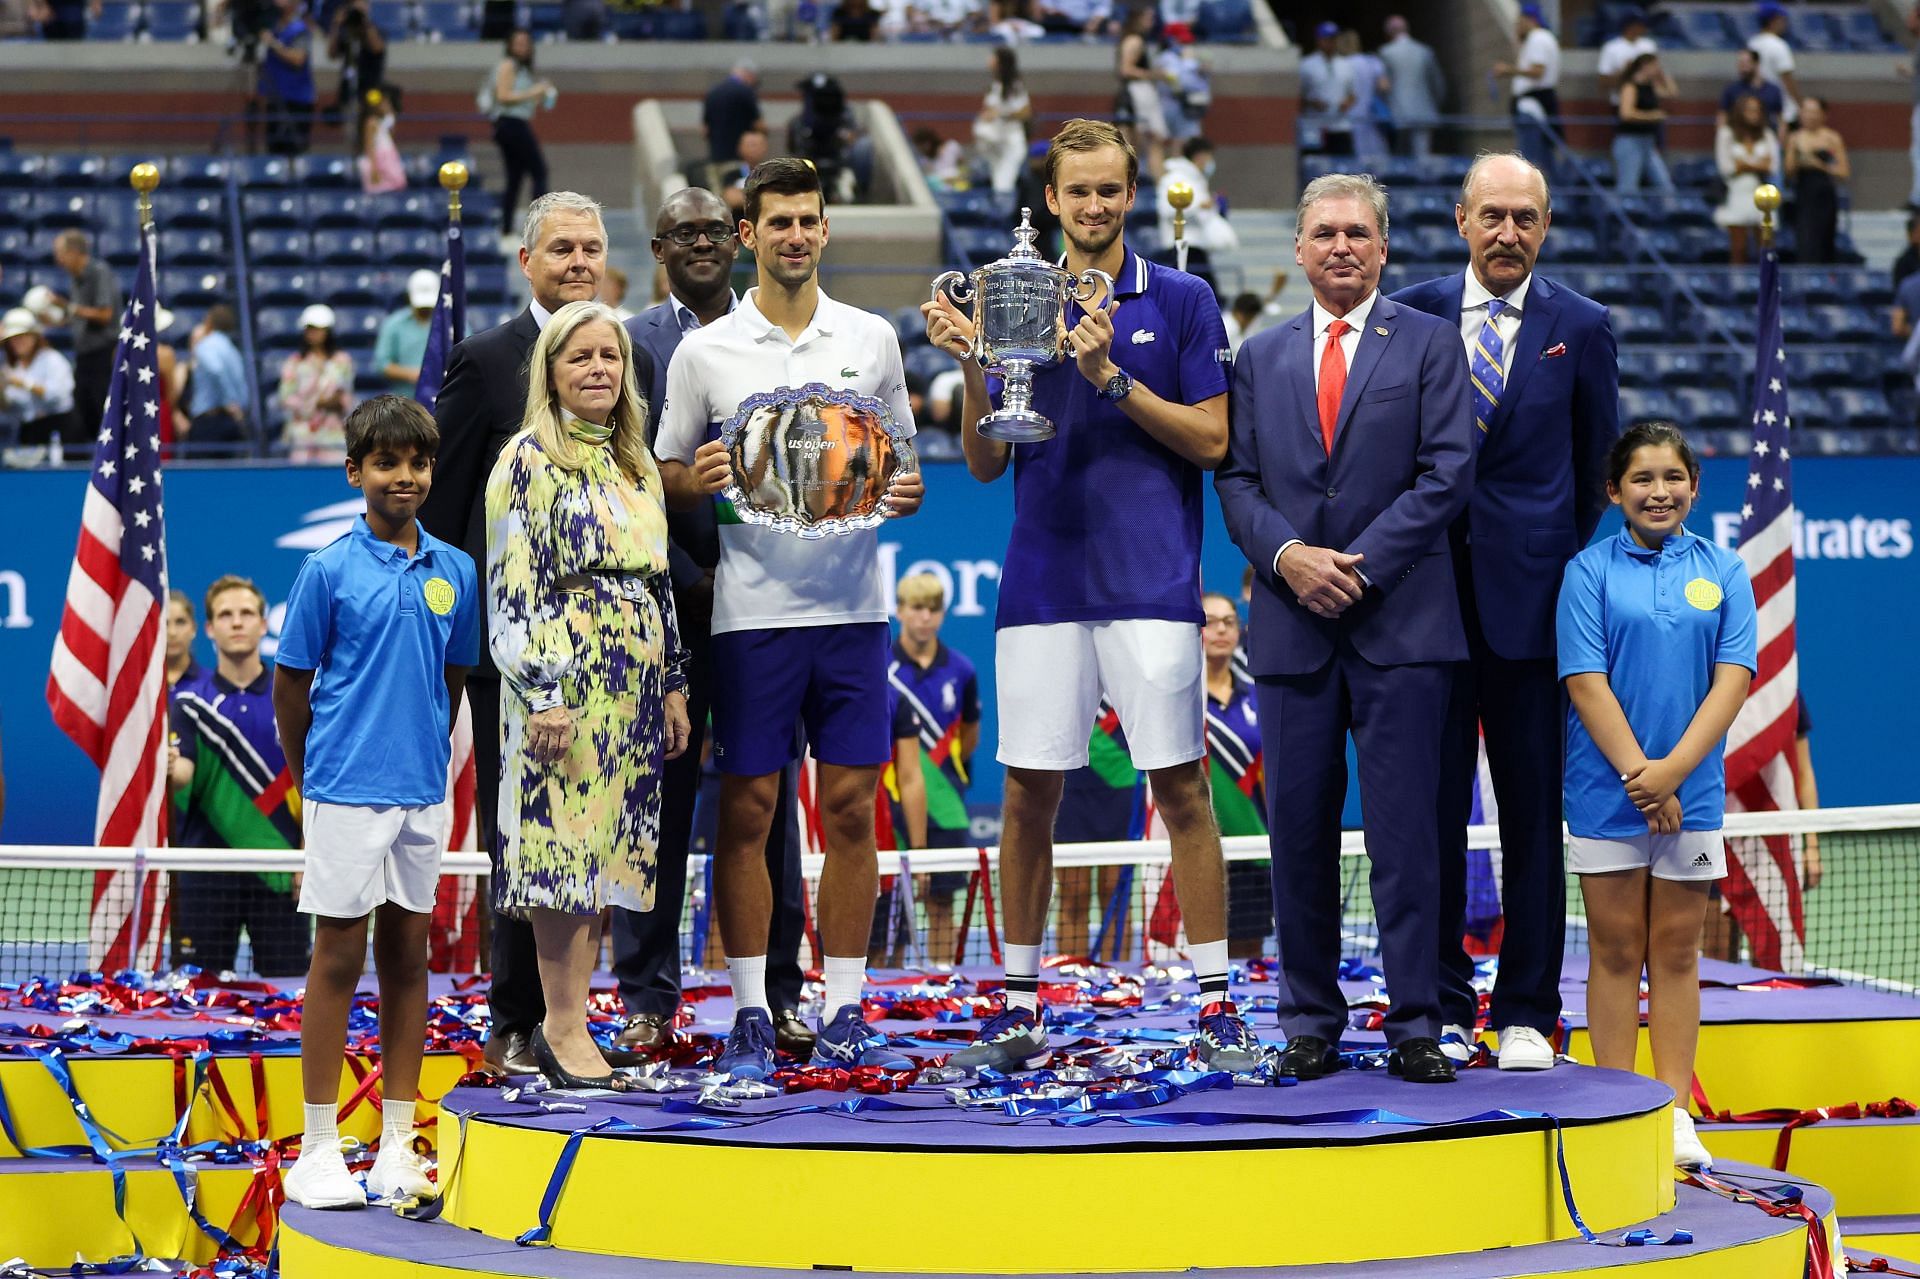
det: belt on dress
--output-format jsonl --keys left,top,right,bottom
{"left": 553, "top": 570, "right": 659, "bottom": 602}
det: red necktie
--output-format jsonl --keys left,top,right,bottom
{"left": 1318, "top": 318, "right": 1349, "bottom": 456}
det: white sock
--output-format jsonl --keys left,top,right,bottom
{"left": 1189, "top": 938, "right": 1231, "bottom": 1007}
{"left": 727, "top": 955, "right": 770, "bottom": 1015}
{"left": 822, "top": 954, "right": 866, "bottom": 1018}
{"left": 1003, "top": 941, "right": 1041, "bottom": 1015}
{"left": 303, "top": 1101, "right": 339, "bottom": 1158}
{"left": 381, "top": 1098, "right": 416, "bottom": 1151}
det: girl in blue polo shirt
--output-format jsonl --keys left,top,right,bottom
{"left": 1557, "top": 422, "right": 1757, "bottom": 1173}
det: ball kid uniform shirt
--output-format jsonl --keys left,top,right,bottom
{"left": 887, "top": 639, "right": 981, "bottom": 842}
{"left": 996, "top": 246, "right": 1232, "bottom": 631}
{"left": 1557, "top": 524, "right": 1758, "bottom": 839}
{"left": 276, "top": 515, "right": 481, "bottom": 807}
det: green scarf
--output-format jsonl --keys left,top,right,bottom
{"left": 564, "top": 412, "right": 613, "bottom": 446}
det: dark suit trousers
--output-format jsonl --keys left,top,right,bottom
{"left": 1436, "top": 558, "right": 1567, "bottom": 1036}
{"left": 473, "top": 674, "right": 545, "bottom": 1035}
{"left": 608, "top": 594, "right": 807, "bottom": 1017}
{"left": 1258, "top": 643, "right": 1448, "bottom": 1046}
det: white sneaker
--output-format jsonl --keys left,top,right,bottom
{"left": 1497, "top": 1025, "right": 1556, "bottom": 1071}
{"left": 1438, "top": 1023, "right": 1474, "bottom": 1064}
{"left": 366, "top": 1142, "right": 435, "bottom": 1203}
{"left": 1673, "top": 1107, "right": 1713, "bottom": 1171}
{"left": 283, "top": 1144, "right": 365, "bottom": 1210}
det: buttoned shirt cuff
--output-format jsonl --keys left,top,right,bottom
{"left": 524, "top": 681, "right": 564, "bottom": 714}
{"left": 1273, "top": 540, "right": 1303, "bottom": 575}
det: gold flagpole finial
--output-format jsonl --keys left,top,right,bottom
{"left": 439, "top": 160, "right": 469, "bottom": 221}
{"left": 1166, "top": 180, "right": 1193, "bottom": 273}
{"left": 130, "top": 162, "right": 160, "bottom": 227}
{"left": 1754, "top": 183, "right": 1781, "bottom": 251}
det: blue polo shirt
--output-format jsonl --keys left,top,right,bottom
{"left": 1557, "top": 525, "right": 1758, "bottom": 839}
{"left": 276, "top": 516, "right": 481, "bottom": 807}
{"left": 996, "top": 246, "right": 1232, "bottom": 629}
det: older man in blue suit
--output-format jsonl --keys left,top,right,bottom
{"left": 1217, "top": 172, "right": 1474, "bottom": 1084}
{"left": 610, "top": 187, "right": 815, "bottom": 1061}
{"left": 1390, "top": 152, "right": 1618, "bottom": 1072}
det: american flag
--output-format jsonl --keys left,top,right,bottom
{"left": 45, "top": 219, "right": 171, "bottom": 972}
{"left": 412, "top": 210, "right": 466, "bottom": 413}
{"left": 1720, "top": 246, "right": 1805, "bottom": 973}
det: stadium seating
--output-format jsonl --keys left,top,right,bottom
{"left": 1586, "top": 2, "right": 1899, "bottom": 51}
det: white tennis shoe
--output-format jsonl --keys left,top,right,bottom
{"left": 1497, "top": 1025, "right": 1556, "bottom": 1070}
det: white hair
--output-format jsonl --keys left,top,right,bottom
{"left": 1296, "top": 172, "right": 1389, "bottom": 240}
{"left": 521, "top": 190, "right": 606, "bottom": 255}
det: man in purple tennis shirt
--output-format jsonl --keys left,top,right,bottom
{"left": 923, "top": 117, "right": 1257, "bottom": 1074}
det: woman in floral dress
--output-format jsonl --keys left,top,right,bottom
{"left": 485, "top": 300, "right": 691, "bottom": 1087}
{"left": 278, "top": 304, "right": 356, "bottom": 462}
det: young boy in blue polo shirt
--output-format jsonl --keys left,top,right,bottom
{"left": 1558, "top": 422, "right": 1755, "bottom": 1174}
{"left": 273, "top": 395, "right": 480, "bottom": 1210}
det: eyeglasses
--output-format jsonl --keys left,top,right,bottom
{"left": 658, "top": 224, "right": 736, "bottom": 247}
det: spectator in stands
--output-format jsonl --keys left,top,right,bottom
{"left": 1379, "top": 14, "right": 1445, "bottom": 162}
{"left": 1, "top": 308, "right": 76, "bottom": 465}
{"left": 602, "top": 265, "right": 633, "bottom": 322}
{"left": 0, "top": 0, "right": 39, "bottom": 39}
{"left": 326, "top": 0, "right": 385, "bottom": 143}
{"left": 1748, "top": 2, "right": 1801, "bottom": 128}
{"left": 39, "top": 0, "right": 95, "bottom": 38}
{"left": 1013, "top": 138, "right": 1062, "bottom": 256}
{"left": 986, "top": 0, "right": 1044, "bottom": 43}
{"left": 1114, "top": 5, "right": 1169, "bottom": 181}
{"left": 1715, "top": 93, "right": 1780, "bottom": 267}
{"left": 831, "top": 0, "right": 879, "bottom": 40}
{"left": 376, "top": 268, "right": 439, "bottom": 397}
{"left": 974, "top": 47, "right": 1031, "bottom": 196}
{"left": 1222, "top": 269, "right": 1286, "bottom": 352}
{"left": 912, "top": 127, "right": 967, "bottom": 190}
{"left": 488, "top": 30, "right": 556, "bottom": 240}
{"left": 1613, "top": 53, "right": 1676, "bottom": 193}
{"left": 1717, "top": 48, "right": 1783, "bottom": 131}
{"left": 1894, "top": 213, "right": 1920, "bottom": 294}
{"left": 279, "top": 304, "right": 356, "bottom": 463}
{"left": 1035, "top": 0, "right": 1110, "bottom": 37}
{"left": 1298, "top": 21, "right": 1354, "bottom": 155}
{"left": 357, "top": 88, "right": 406, "bottom": 194}
{"left": 1156, "top": 29, "right": 1212, "bottom": 144}
{"left": 154, "top": 306, "right": 187, "bottom": 453}
{"left": 258, "top": 0, "right": 317, "bottom": 157}
{"left": 1157, "top": 136, "right": 1238, "bottom": 254}
{"left": 186, "top": 305, "right": 250, "bottom": 457}
{"left": 564, "top": 0, "right": 605, "bottom": 40}
{"left": 168, "top": 574, "right": 309, "bottom": 979}
{"left": 1785, "top": 96, "right": 1848, "bottom": 265}
{"left": 49, "top": 229, "right": 121, "bottom": 441}
{"left": 165, "top": 590, "right": 200, "bottom": 688}
{"left": 789, "top": 72, "right": 868, "bottom": 203}
{"left": 703, "top": 61, "right": 763, "bottom": 173}
{"left": 1495, "top": 3, "right": 1561, "bottom": 179}
{"left": 1336, "top": 28, "right": 1388, "bottom": 164}
{"left": 720, "top": 126, "right": 769, "bottom": 219}
{"left": 1596, "top": 6, "right": 1656, "bottom": 106}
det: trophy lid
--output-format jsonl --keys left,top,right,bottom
{"left": 1008, "top": 207, "right": 1044, "bottom": 261}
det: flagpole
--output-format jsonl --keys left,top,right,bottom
{"left": 1754, "top": 182, "right": 1780, "bottom": 252}
{"left": 1166, "top": 180, "right": 1192, "bottom": 274}
{"left": 440, "top": 158, "right": 467, "bottom": 220}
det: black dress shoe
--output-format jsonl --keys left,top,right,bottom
{"left": 1275, "top": 1035, "right": 1344, "bottom": 1080}
{"left": 1388, "top": 1037, "right": 1458, "bottom": 1084}
{"left": 484, "top": 1029, "right": 541, "bottom": 1076}
{"left": 530, "top": 1026, "right": 634, "bottom": 1091}
{"left": 773, "top": 1008, "right": 817, "bottom": 1057}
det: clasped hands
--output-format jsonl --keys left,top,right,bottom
{"left": 689, "top": 437, "right": 924, "bottom": 517}
{"left": 525, "top": 691, "right": 691, "bottom": 766}
{"left": 1278, "top": 543, "right": 1367, "bottom": 619}
{"left": 1622, "top": 758, "right": 1684, "bottom": 834}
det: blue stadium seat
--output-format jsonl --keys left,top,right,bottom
{"left": 1195, "top": 0, "right": 1253, "bottom": 41}
{"left": 368, "top": 0, "right": 412, "bottom": 35}
{"left": 254, "top": 307, "right": 305, "bottom": 350}
{"left": 470, "top": 303, "right": 519, "bottom": 332}
{"left": 0, "top": 154, "right": 43, "bottom": 186}
{"left": 418, "top": 0, "right": 475, "bottom": 37}
{"left": 234, "top": 155, "right": 292, "bottom": 188}
{"left": 246, "top": 228, "right": 311, "bottom": 266}
{"left": 374, "top": 227, "right": 439, "bottom": 266}
{"left": 1668, "top": 157, "right": 1720, "bottom": 190}
{"left": 314, "top": 266, "right": 396, "bottom": 305}
{"left": 152, "top": 190, "right": 225, "bottom": 229}
{"left": 1373, "top": 156, "right": 1423, "bottom": 187}
{"left": 252, "top": 267, "right": 318, "bottom": 306}
{"left": 1541, "top": 224, "right": 1600, "bottom": 264}
{"left": 1645, "top": 347, "right": 1732, "bottom": 391}
{"left": 1414, "top": 155, "right": 1473, "bottom": 187}
{"left": 88, "top": 3, "right": 137, "bottom": 38}
{"left": 166, "top": 154, "right": 229, "bottom": 188}
{"left": 0, "top": 226, "right": 32, "bottom": 260}
{"left": 655, "top": 8, "right": 706, "bottom": 37}
{"left": 611, "top": 6, "right": 657, "bottom": 37}
{"left": 1813, "top": 304, "right": 1880, "bottom": 343}
{"left": 1678, "top": 268, "right": 1757, "bottom": 306}
{"left": 368, "top": 189, "right": 441, "bottom": 228}
{"left": 0, "top": 194, "right": 26, "bottom": 228}
{"left": 1398, "top": 188, "right": 1456, "bottom": 229}
{"left": 1699, "top": 303, "right": 1756, "bottom": 343}
{"left": 1671, "top": 386, "right": 1744, "bottom": 431}
{"left": 1616, "top": 350, "right": 1663, "bottom": 388}
{"left": 306, "top": 190, "right": 372, "bottom": 228}
{"left": 951, "top": 226, "right": 1004, "bottom": 268}
{"left": 905, "top": 344, "right": 949, "bottom": 385}
{"left": 313, "top": 228, "right": 377, "bottom": 264}
{"left": 1790, "top": 388, "right": 1833, "bottom": 429}
{"left": 293, "top": 154, "right": 357, "bottom": 189}
{"left": 1790, "top": 11, "right": 1838, "bottom": 52}
{"left": 1622, "top": 225, "right": 1685, "bottom": 263}
{"left": 1619, "top": 386, "right": 1678, "bottom": 425}
{"left": 241, "top": 191, "right": 305, "bottom": 228}
{"left": 1840, "top": 8, "right": 1894, "bottom": 50}
{"left": 1577, "top": 268, "right": 1642, "bottom": 307}
{"left": 30, "top": 189, "right": 109, "bottom": 231}
{"left": 96, "top": 223, "right": 142, "bottom": 265}
{"left": 331, "top": 305, "right": 385, "bottom": 348}
{"left": 1607, "top": 304, "right": 1667, "bottom": 343}
{"left": 1831, "top": 387, "right": 1893, "bottom": 430}
{"left": 258, "top": 352, "right": 288, "bottom": 398}
{"left": 1787, "top": 348, "right": 1867, "bottom": 390}
{"left": 1778, "top": 306, "right": 1817, "bottom": 344}
{"left": 165, "top": 228, "right": 226, "bottom": 266}
{"left": 143, "top": 0, "right": 200, "bottom": 39}
{"left": 1830, "top": 267, "right": 1891, "bottom": 308}
{"left": 937, "top": 187, "right": 1013, "bottom": 228}
{"left": 465, "top": 261, "right": 508, "bottom": 303}
{"left": 159, "top": 267, "right": 228, "bottom": 306}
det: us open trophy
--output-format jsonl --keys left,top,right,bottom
{"left": 718, "top": 383, "right": 918, "bottom": 540}
{"left": 930, "top": 207, "right": 1114, "bottom": 442}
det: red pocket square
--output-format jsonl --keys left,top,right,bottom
{"left": 1542, "top": 342, "right": 1568, "bottom": 359}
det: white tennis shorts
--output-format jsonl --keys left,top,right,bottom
{"left": 996, "top": 618, "right": 1204, "bottom": 772}
{"left": 1568, "top": 829, "right": 1726, "bottom": 882}
{"left": 299, "top": 799, "right": 450, "bottom": 918}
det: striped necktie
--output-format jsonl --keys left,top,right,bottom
{"left": 1469, "top": 297, "right": 1508, "bottom": 448}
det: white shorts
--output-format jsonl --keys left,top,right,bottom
{"left": 299, "top": 799, "right": 450, "bottom": 918}
{"left": 996, "top": 619, "right": 1204, "bottom": 772}
{"left": 1568, "top": 829, "right": 1725, "bottom": 882}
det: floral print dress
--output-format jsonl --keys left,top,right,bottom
{"left": 277, "top": 350, "right": 355, "bottom": 463}
{"left": 485, "top": 424, "right": 687, "bottom": 916}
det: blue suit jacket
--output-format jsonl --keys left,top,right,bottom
{"left": 1389, "top": 271, "right": 1618, "bottom": 660}
{"left": 1216, "top": 294, "right": 1475, "bottom": 676}
{"left": 627, "top": 300, "right": 718, "bottom": 586}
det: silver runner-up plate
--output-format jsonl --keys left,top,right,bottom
{"left": 717, "top": 383, "right": 918, "bottom": 539}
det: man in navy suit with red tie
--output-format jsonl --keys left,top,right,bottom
{"left": 1216, "top": 173, "right": 1474, "bottom": 1084}
{"left": 1391, "top": 153, "right": 1618, "bottom": 1072}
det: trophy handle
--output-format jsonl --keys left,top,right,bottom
{"left": 931, "top": 270, "right": 975, "bottom": 306}
{"left": 1071, "top": 268, "right": 1115, "bottom": 309}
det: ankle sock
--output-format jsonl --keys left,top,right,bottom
{"left": 303, "top": 1101, "right": 339, "bottom": 1157}
{"left": 1004, "top": 942, "right": 1041, "bottom": 1016}
{"left": 727, "top": 955, "right": 770, "bottom": 1015}
{"left": 1190, "top": 938, "right": 1231, "bottom": 1008}
{"left": 381, "top": 1099, "right": 416, "bottom": 1152}
{"left": 822, "top": 955, "right": 866, "bottom": 1018}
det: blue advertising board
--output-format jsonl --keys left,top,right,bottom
{"left": 0, "top": 457, "right": 1913, "bottom": 845}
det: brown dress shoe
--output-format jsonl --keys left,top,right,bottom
{"left": 774, "top": 1009, "right": 817, "bottom": 1057}
{"left": 483, "top": 1029, "right": 540, "bottom": 1076}
{"left": 614, "top": 1013, "right": 672, "bottom": 1052}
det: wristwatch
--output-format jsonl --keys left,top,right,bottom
{"left": 1098, "top": 369, "right": 1134, "bottom": 402}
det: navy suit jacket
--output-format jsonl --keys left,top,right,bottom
{"left": 626, "top": 300, "right": 718, "bottom": 587}
{"left": 1216, "top": 293, "right": 1475, "bottom": 676}
{"left": 1389, "top": 271, "right": 1618, "bottom": 661}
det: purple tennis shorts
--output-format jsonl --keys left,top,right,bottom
{"left": 709, "top": 622, "right": 891, "bottom": 775}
